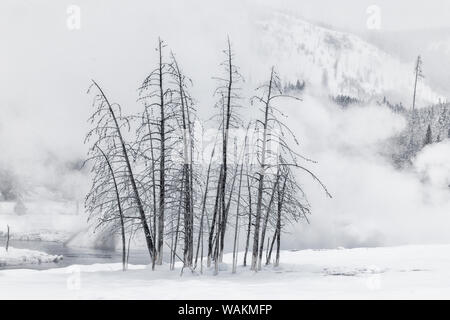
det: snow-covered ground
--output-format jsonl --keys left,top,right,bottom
{"left": 0, "top": 247, "right": 62, "bottom": 267}
{"left": 1, "top": 244, "right": 449, "bottom": 299}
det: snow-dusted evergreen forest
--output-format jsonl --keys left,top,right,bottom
{"left": 1, "top": 0, "right": 450, "bottom": 300}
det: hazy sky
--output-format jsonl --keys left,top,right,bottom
{"left": 268, "top": 0, "right": 450, "bottom": 31}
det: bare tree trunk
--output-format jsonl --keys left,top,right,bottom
{"left": 117, "top": 199, "right": 127, "bottom": 270}
{"left": 219, "top": 160, "right": 239, "bottom": 262}
{"left": 258, "top": 174, "right": 279, "bottom": 271}
{"left": 243, "top": 173, "right": 252, "bottom": 267}
{"left": 214, "top": 191, "right": 223, "bottom": 275}
{"left": 232, "top": 162, "right": 244, "bottom": 273}
{"left": 126, "top": 228, "right": 137, "bottom": 268}
{"left": 265, "top": 237, "right": 270, "bottom": 263}
{"left": 91, "top": 80, "right": 154, "bottom": 262}
{"left": 157, "top": 39, "right": 166, "bottom": 265}
{"left": 97, "top": 147, "right": 126, "bottom": 270}
{"left": 169, "top": 218, "right": 174, "bottom": 269}
{"left": 266, "top": 230, "right": 277, "bottom": 265}
{"left": 275, "top": 175, "right": 287, "bottom": 267}
{"left": 412, "top": 56, "right": 422, "bottom": 110}
{"left": 6, "top": 225, "right": 10, "bottom": 252}
{"left": 96, "top": 146, "right": 127, "bottom": 271}
{"left": 275, "top": 227, "right": 281, "bottom": 267}
{"left": 251, "top": 179, "right": 264, "bottom": 271}
{"left": 172, "top": 213, "right": 182, "bottom": 270}
{"left": 207, "top": 166, "right": 223, "bottom": 267}
{"left": 251, "top": 68, "right": 274, "bottom": 271}
{"left": 200, "top": 225, "right": 204, "bottom": 274}
{"left": 145, "top": 109, "right": 158, "bottom": 270}
{"left": 195, "top": 145, "right": 215, "bottom": 268}
{"left": 172, "top": 177, "right": 184, "bottom": 270}
{"left": 187, "top": 102, "right": 195, "bottom": 266}
{"left": 182, "top": 142, "right": 192, "bottom": 268}
{"left": 216, "top": 39, "right": 234, "bottom": 266}
{"left": 171, "top": 54, "right": 194, "bottom": 268}
{"left": 183, "top": 168, "right": 192, "bottom": 268}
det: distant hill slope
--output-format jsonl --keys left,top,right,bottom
{"left": 256, "top": 12, "right": 445, "bottom": 106}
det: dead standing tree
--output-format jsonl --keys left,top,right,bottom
{"left": 269, "top": 158, "right": 313, "bottom": 267}
{"left": 242, "top": 123, "right": 258, "bottom": 267}
{"left": 231, "top": 125, "right": 251, "bottom": 273}
{"left": 138, "top": 40, "right": 197, "bottom": 267}
{"left": 85, "top": 144, "right": 129, "bottom": 270}
{"left": 134, "top": 106, "right": 159, "bottom": 269}
{"left": 250, "top": 67, "right": 331, "bottom": 271}
{"left": 87, "top": 80, "right": 155, "bottom": 263}
{"left": 209, "top": 38, "right": 244, "bottom": 271}
{"left": 412, "top": 55, "right": 424, "bottom": 110}
{"left": 5, "top": 225, "right": 10, "bottom": 252}
{"left": 194, "top": 130, "right": 220, "bottom": 271}
{"left": 167, "top": 53, "right": 197, "bottom": 268}
{"left": 250, "top": 67, "right": 278, "bottom": 271}
{"left": 138, "top": 39, "right": 173, "bottom": 265}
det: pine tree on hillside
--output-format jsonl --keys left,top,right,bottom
{"left": 424, "top": 124, "right": 432, "bottom": 146}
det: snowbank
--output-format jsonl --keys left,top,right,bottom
{"left": 0, "top": 247, "right": 63, "bottom": 267}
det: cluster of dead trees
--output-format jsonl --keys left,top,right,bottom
{"left": 84, "top": 38, "right": 330, "bottom": 273}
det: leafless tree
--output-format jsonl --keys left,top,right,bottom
{"left": 231, "top": 127, "right": 250, "bottom": 273}
{"left": 412, "top": 55, "right": 424, "bottom": 110}
{"left": 85, "top": 80, "right": 156, "bottom": 266}
{"left": 250, "top": 67, "right": 331, "bottom": 271}
{"left": 5, "top": 225, "right": 10, "bottom": 252}
{"left": 242, "top": 125, "right": 257, "bottom": 266}
{"left": 194, "top": 136, "right": 218, "bottom": 271}
{"left": 137, "top": 39, "right": 178, "bottom": 265}
{"left": 210, "top": 38, "right": 244, "bottom": 271}
{"left": 85, "top": 144, "right": 128, "bottom": 270}
{"left": 167, "top": 53, "right": 197, "bottom": 267}
{"left": 136, "top": 39, "right": 200, "bottom": 269}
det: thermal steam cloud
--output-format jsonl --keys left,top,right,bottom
{"left": 283, "top": 95, "right": 450, "bottom": 249}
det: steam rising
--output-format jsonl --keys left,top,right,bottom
{"left": 285, "top": 96, "right": 450, "bottom": 249}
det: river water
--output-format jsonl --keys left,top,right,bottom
{"left": 2, "top": 240, "right": 152, "bottom": 270}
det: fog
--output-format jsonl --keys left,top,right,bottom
{"left": 284, "top": 96, "right": 450, "bottom": 249}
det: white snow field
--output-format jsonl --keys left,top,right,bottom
{"left": 0, "top": 247, "right": 62, "bottom": 267}
{"left": 1, "top": 244, "right": 450, "bottom": 299}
